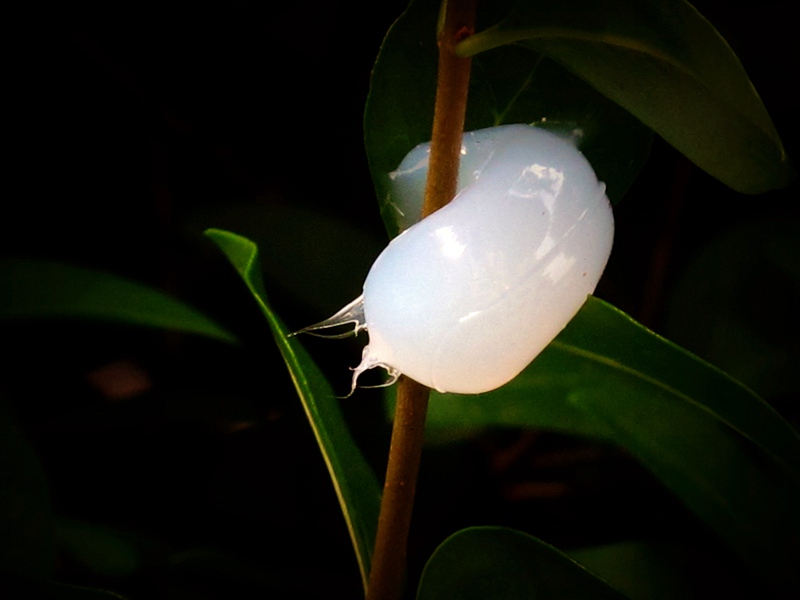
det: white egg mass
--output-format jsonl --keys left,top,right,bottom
{"left": 300, "top": 124, "right": 614, "bottom": 395}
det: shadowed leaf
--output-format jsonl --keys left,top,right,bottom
{"left": 417, "top": 526, "right": 629, "bottom": 599}
{"left": 205, "top": 228, "right": 381, "bottom": 593}
{"left": 0, "top": 259, "right": 236, "bottom": 343}
{"left": 365, "top": 0, "right": 652, "bottom": 237}
{"left": 423, "top": 297, "right": 800, "bottom": 594}
{"left": 457, "top": 0, "right": 790, "bottom": 194}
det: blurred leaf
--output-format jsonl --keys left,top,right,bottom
{"left": 0, "top": 394, "right": 54, "bottom": 579}
{"left": 365, "top": 0, "right": 652, "bottom": 236}
{"left": 664, "top": 218, "right": 800, "bottom": 400}
{"left": 424, "top": 296, "right": 800, "bottom": 594}
{"left": 468, "top": 46, "right": 653, "bottom": 204}
{"left": 204, "top": 228, "right": 381, "bottom": 593}
{"left": 56, "top": 520, "right": 140, "bottom": 578}
{"left": 568, "top": 542, "right": 717, "bottom": 600}
{"left": 417, "top": 526, "right": 629, "bottom": 599}
{"left": 0, "top": 259, "right": 236, "bottom": 344}
{"left": 187, "top": 201, "right": 383, "bottom": 316}
{"left": 0, "top": 575, "right": 128, "bottom": 600}
{"left": 457, "top": 0, "right": 791, "bottom": 194}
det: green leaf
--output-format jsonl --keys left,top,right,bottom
{"left": 365, "top": 0, "right": 653, "bottom": 237}
{"left": 417, "top": 526, "right": 629, "bottom": 599}
{"left": 664, "top": 217, "right": 800, "bottom": 400}
{"left": 56, "top": 520, "right": 140, "bottom": 578}
{"left": 457, "top": 0, "right": 791, "bottom": 194}
{"left": 0, "top": 575, "right": 129, "bottom": 600}
{"left": 568, "top": 542, "right": 722, "bottom": 600}
{"left": 204, "top": 228, "right": 381, "bottom": 593}
{"left": 424, "top": 297, "right": 800, "bottom": 594}
{"left": 186, "top": 201, "right": 383, "bottom": 316}
{"left": 0, "top": 394, "right": 54, "bottom": 579}
{"left": 0, "top": 259, "right": 236, "bottom": 344}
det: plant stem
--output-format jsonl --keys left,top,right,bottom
{"left": 423, "top": 0, "right": 477, "bottom": 218}
{"left": 365, "top": 1, "right": 475, "bottom": 599}
{"left": 366, "top": 376, "right": 430, "bottom": 600}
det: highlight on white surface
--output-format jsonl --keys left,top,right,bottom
{"left": 299, "top": 124, "right": 614, "bottom": 395}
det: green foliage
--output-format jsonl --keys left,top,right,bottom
{"left": 187, "top": 201, "right": 383, "bottom": 316}
{"left": 365, "top": 0, "right": 654, "bottom": 236}
{"left": 0, "top": 395, "right": 54, "bottom": 579}
{"left": 664, "top": 218, "right": 800, "bottom": 399}
{"left": 366, "top": 0, "right": 790, "bottom": 239}
{"left": 3, "top": 0, "right": 795, "bottom": 598}
{"left": 0, "top": 576, "right": 130, "bottom": 600}
{"left": 426, "top": 296, "right": 800, "bottom": 460}
{"left": 56, "top": 520, "right": 141, "bottom": 578}
{"left": 205, "top": 229, "right": 382, "bottom": 593}
{"left": 457, "top": 0, "right": 791, "bottom": 195}
{"left": 417, "top": 527, "right": 629, "bottom": 599}
{"left": 359, "top": 0, "right": 796, "bottom": 596}
{"left": 423, "top": 298, "right": 800, "bottom": 593}
{"left": 567, "top": 542, "right": 712, "bottom": 600}
{"left": 0, "top": 259, "right": 236, "bottom": 344}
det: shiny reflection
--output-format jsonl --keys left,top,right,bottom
{"left": 435, "top": 226, "right": 466, "bottom": 260}
{"left": 534, "top": 232, "right": 557, "bottom": 261}
{"left": 542, "top": 251, "right": 578, "bottom": 283}
{"left": 458, "top": 310, "right": 481, "bottom": 324}
{"left": 510, "top": 163, "right": 565, "bottom": 214}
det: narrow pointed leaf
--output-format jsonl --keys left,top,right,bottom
{"left": 0, "top": 259, "right": 236, "bottom": 343}
{"left": 204, "top": 228, "right": 381, "bottom": 592}
{"left": 417, "top": 526, "right": 629, "bottom": 599}
{"left": 457, "top": 0, "right": 791, "bottom": 194}
{"left": 424, "top": 297, "right": 800, "bottom": 593}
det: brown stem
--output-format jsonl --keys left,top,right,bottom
{"left": 366, "top": 377, "right": 430, "bottom": 600}
{"left": 366, "top": 1, "right": 475, "bottom": 599}
{"left": 423, "top": 0, "right": 477, "bottom": 218}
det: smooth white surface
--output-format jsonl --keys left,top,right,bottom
{"left": 388, "top": 127, "right": 503, "bottom": 233}
{"left": 356, "top": 124, "right": 614, "bottom": 394}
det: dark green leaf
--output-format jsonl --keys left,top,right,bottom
{"left": 0, "top": 575, "right": 129, "bottom": 600}
{"left": 365, "top": 0, "right": 652, "bottom": 237}
{"left": 424, "top": 297, "right": 800, "bottom": 594}
{"left": 0, "top": 259, "right": 236, "bottom": 344}
{"left": 664, "top": 217, "right": 800, "bottom": 400}
{"left": 417, "top": 526, "right": 629, "bottom": 599}
{"left": 0, "top": 394, "right": 54, "bottom": 579}
{"left": 56, "top": 520, "right": 140, "bottom": 578}
{"left": 469, "top": 45, "right": 653, "bottom": 207}
{"left": 204, "top": 228, "right": 381, "bottom": 592}
{"left": 458, "top": 0, "right": 791, "bottom": 194}
{"left": 568, "top": 542, "right": 727, "bottom": 600}
{"left": 186, "top": 201, "right": 382, "bottom": 316}
{"left": 429, "top": 297, "right": 800, "bottom": 468}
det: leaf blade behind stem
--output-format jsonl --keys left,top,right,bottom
{"left": 364, "top": 0, "right": 653, "bottom": 238}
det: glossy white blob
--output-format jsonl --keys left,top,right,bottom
{"left": 300, "top": 124, "right": 614, "bottom": 395}
{"left": 388, "top": 127, "right": 505, "bottom": 232}
{"left": 387, "top": 126, "right": 585, "bottom": 232}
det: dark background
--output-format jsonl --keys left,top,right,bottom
{"left": 3, "top": 1, "right": 797, "bottom": 598}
